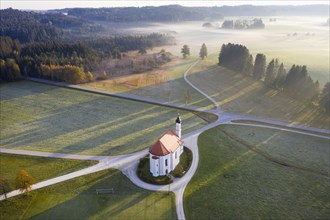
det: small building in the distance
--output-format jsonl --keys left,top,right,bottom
{"left": 149, "top": 114, "right": 183, "bottom": 177}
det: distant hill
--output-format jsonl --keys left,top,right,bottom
{"left": 0, "top": 8, "right": 63, "bottom": 43}
{"left": 64, "top": 5, "right": 224, "bottom": 22}
{"left": 217, "top": 4, "right": 329, "bottom": 16}
{"left": 49, "top": 4, "right": 329, "bottom": 23}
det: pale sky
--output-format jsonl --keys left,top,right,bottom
{"left": 0, "top": 1, "right": 329, "bottom": 10}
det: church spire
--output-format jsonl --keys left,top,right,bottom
{"left": 176, "top": 113, "right": 181, "bottom": 138}
{"left": 176, "top": 113, "right": 181, "bottom": 124}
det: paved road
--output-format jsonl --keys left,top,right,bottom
{"left": 1, "top": 61, "right": 329, "bottom": 220}
{"left": 0, "top": 149, "right": 148, "bottom": 201}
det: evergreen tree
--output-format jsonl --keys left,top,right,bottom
{"left": 319, "top": 82, "right": 330, "bottom": 113}
{"left": 244, "top": 54, "right": 254, "bottom": 76}
{"left": 181, "top": 45, "right": 190, "bottom": 58}
{"left": 273, "top": 62, "right": 286, "bottom": 89}
{"left": 264, "top": 59, "right": 276, "bottom": 86}
{"left": 199, "top": 43, "right": 208, "bottom": 60}
{"left": 218, "top": 43, "right": 250, "bottom": 73}
{"left": 253, "top": 53, "right": 266, "bottom": 80}
{"left": 284, "top": 65, "right": 317, "bottom": 101}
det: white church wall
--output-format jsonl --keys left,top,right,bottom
{"left": 159, "top": 154, "right": 171, "bottom": 176}
{"left": 150, "top": 153, "right": 160, "bottom": 177}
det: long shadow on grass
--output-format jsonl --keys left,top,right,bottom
{"left": 27, "top": 170, "right": 175, "bottom": 220}
{"left": 0, "top": 81, "right": 58, "bottom": 101}
{"left": 1, "top": 97, "right": 162, "bottom": 147}
{"left": 2, "top": 94, "right": 203, "bottom": 155}
{"left": 58, "top": 108, "right": 202, "bottom": 155}
{"left": 187, "top": 66, "right": 330, "bottom": 129}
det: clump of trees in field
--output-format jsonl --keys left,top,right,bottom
{"left": 221, "top": 18, "right": 265, "bottom": 29}
{"left": 218, "top": 43, "right": 329, "bottom": 112}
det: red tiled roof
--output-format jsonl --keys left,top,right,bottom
{"left": 149, "top": 130, "right": 183, "bottom": 156}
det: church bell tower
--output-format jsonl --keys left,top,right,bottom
{"left": 176, "top": 113, "right": 181, "bottom": 138}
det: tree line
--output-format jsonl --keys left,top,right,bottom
{"left": 67, "top": 5, "right": 224, "bottom": 22}
{"left": 218, "top": 43, "right": 329, "bottom": 113}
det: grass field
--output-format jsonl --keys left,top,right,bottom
{"left": 184, "top": 125, "right": 330, "bottom": 219}
{"left": 187, "top": 61, "right": 330, "bottom": 129}
{"left": 232, "top": 120, "right": 330, "bottom": 137}
{"left": 0, "top": 169, "right": 177, "bottom": 220}
{"left": 0, "top": 153, "right": 95, "bottom": 191}
{"left": 0, "top": 81, "right": 207, "bottom": 155}
{"left": 82, "top": 57, "right": 215, "bottom": 110}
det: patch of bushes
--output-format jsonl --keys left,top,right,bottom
{"left": 137, "top": 147, "right": 193, "bottom": 184}
{"left": 137, "top": 155, "right": 173, "bottom": 185}
{"left": 171, "top": 147, "right": 193, "bottom": 177}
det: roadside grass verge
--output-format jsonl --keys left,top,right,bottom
{"left": 231, "top": 119, "right": 330, "bottom": 137}
{"left": 0, "top": 81, "right": 207, "bottom": 155}
{"left": 184, "top": 124, "right": 330, "bottom": 219}
{"left": 0, "top": 169, "right": 177, "bottom": 220}
{"left": 187, "top": 59, "right": 330, "bottom": 129}
{"left": 219, "top": 125, "right": 330, "bottom": 176}
{"left": 82, "top": 58, "right": 215, "bottom": 110}
{"left": 0, "top": 153, "right": 95, "bottom": 191}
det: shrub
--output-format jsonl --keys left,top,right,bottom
{"left": 137, "top": 155, "right": 173, "bottom": 185}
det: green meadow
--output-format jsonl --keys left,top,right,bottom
{"left": 83, "top": 58, "right": 215, "bottom": 110}
{"left": 187, "top": 61, "right": 329, "bottom": 129}
{"left": 0, "top": 169, "right": 176, "bottom": 220}
{"left": 0, "top": 153, "right": 95, "bottom": 191}
{"left": 184, "top": 124, "right": 330, "bottom": 219}
{"left": 0, "top": 81, "right": 207, "bottom": 155}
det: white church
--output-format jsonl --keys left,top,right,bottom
{"left": 149, "top": 114, "right": 184, "bottom": 177}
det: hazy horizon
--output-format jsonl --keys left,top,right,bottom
{"left": 1, "top": 0, "right": 329, "bottom": 10}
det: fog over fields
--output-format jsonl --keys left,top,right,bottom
{"left": 118, "top": 16, "right": 329, "bottom": 83}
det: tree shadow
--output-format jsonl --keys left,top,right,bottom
{"left": 0, "top": 81, "right": 58, "bottom": 101}
{"left": 186, "top": 66, "right": 330, "bottom": 129}
{"left": 25, "top": 170, "right": 175, "bottom": 220}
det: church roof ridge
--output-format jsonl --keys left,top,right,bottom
{"left": 149, "top": 130, "right": 183, "bottom": 156}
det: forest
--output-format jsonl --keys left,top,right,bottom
{"left": 218, "top": 43, "right": 329, "bottom": 113}
{"left": 0, "top": 8, "right": 176, "bottom": 84}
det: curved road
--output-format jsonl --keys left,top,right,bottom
{"left": 1, "top": 60, "right": 329, "bottom": 220}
